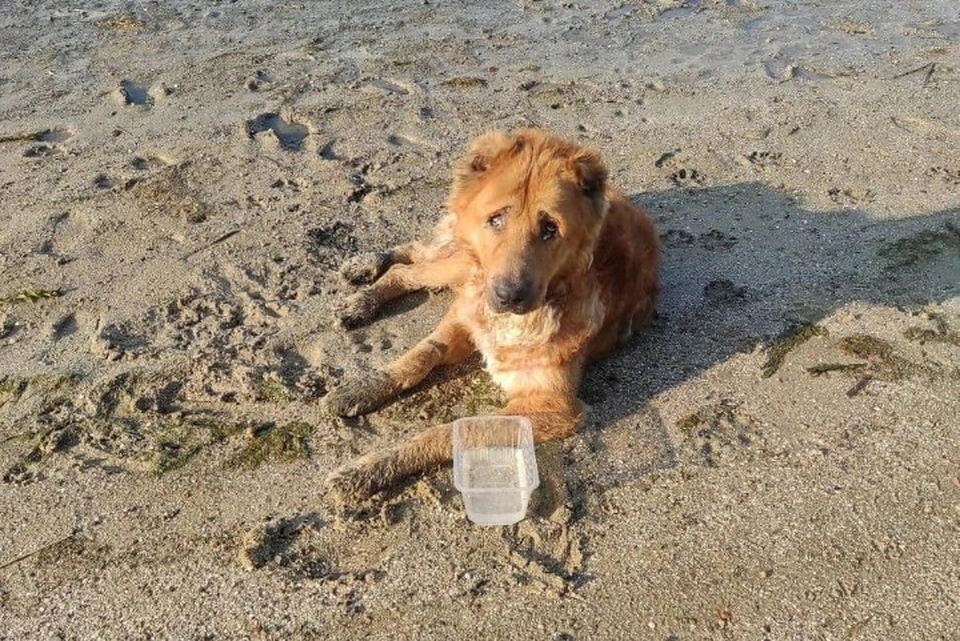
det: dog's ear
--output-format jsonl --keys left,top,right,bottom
{"left": 453, "top": 130, "right": 512, "bottom": 188}
{"left": 568, "top": 148, "right": 608, "bottom": 202}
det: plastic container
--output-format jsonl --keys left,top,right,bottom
{"left": 452, "top": 415, "right": 539, "bottom": 526}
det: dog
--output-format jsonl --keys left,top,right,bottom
{"left": 324, "top": 128, "right": 660, "bottom": 502}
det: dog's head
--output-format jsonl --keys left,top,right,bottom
{"left": 448, "top": 129, "right": 609, "bottom": 315}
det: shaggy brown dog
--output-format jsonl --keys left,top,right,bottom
{"left": 324, "top": 129, "right": 659, "bottom": 501}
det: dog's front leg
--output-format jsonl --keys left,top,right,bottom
{"left": 324, "top": 311, "right": 474, "bottom": 417}
{"left": 324, "top": 389, "right": 584, "bottom": 503}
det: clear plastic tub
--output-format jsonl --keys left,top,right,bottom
{"left": 452, "top": 415, "right": 539, "bottom": 526}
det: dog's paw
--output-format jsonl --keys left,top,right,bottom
{"left": 335, "top": 291, "right": 380, "bottom": 329}
{"left": 324, "top": 461, "right": 376, "bottom": 504}
{"left": 340, "top": 252, "right": 392, "bottom": 286}
{"left": 324, "top": 371, "right": 397, "bottom": 417}
{"left": 324, "top": 450, "right": 398, "bottom": 504}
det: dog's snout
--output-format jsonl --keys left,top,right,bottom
{"left": 494, "top": 281, "right": 527, "bottom": 306}
{"left": 491, "top": 277, "right": 533, "bottom": 312}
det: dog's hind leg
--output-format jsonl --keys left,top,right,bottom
{"left": 325, "top": 311, "right": 474, "bottom": 417}
{"left": 340, "top": 240, "right": 430, "bottom": 286}
{"left": 340, "top": 214, "right": 459, "bottom": 285}
{"left": 336, "top": 251, "right": 470, "bottom": 328}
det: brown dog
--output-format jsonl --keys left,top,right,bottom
{"left": 324, "top": 129, "right": 659, "bottom": 501}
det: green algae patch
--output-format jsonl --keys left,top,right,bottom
{"left": 0, "top": 372, "right": 83, "bottom": 409}
{"left": 903, "top": 313, "right": 960, "bottom": 347}
{"left": 836, "top": 333, "right": 939, "bottom": 381}
{"left": 225, "top": 421, "right": 312, "bottom": 470}
{"left": 149, "top": 414, "right": 253, "bottom": 477}
{"left": 837, "top": 334, "right": 893, "bottom": 359}
{"left": 151, "top": 415, "right": 301, "bottom": 477}
{"left": 98, "top": 15, "right": 146, "bottom": 30}
{"left": 761, "top": 323, "right": 828, "bottom": 378}
{"left": 806, "top": 362, "right": 868, "bottom": 377}
{"left": 151, "top": 442, "right": 202, "bottom": 477}
{"left": 441, "top": 77, "right": 488, "bottom": 88}
{"left": 0, "top": 378, "right": 29, "bottom": 407}
{"left": 383, "top": 369, "right": 504, "bottom": 423}
{"left": 253, "top": 376, "right": 292, "bottom": 404}
{"left": 0, "top": 288, "right": 62, "bottom": 306}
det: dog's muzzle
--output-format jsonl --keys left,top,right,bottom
{"left": 489, "top": 277, "right": 536, "bottom": 315}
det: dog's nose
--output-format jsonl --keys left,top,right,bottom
{"left": 493, "top": 278, "right": 531, "bottom": 310}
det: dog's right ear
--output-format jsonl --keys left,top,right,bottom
{"left": 452, "top": 130, "right": 512, "bottom": 189}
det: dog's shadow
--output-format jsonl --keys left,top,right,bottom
{"left": 562, "top": 181, "right": 958, "bottom": 495}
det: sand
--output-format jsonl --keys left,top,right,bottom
{"left": 1, "top": 0, "right": 958, "bottom": 639}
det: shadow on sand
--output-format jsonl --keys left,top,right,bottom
{"left": 561, "top": 181, "right": 959, "bottom": 495}
{"left": 339, "top": 182, "right": 958, "bottom": 516}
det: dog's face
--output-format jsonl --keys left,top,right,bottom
{"left": 448, "top": 130, "right": 609, "bottom": 315}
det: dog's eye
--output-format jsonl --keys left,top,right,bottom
{"left": 540, "top": 218, "right": 559, "bottom": 241}
{"left": 487, "top": 212, "right": 505, "bottom": 230}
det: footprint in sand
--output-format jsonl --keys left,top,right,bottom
{"left": 18, "top": 126, "right": 76, "bottom": 158}
{"left": 93, "top": 173, "right": 115, "bottom": 189}
{"left": 37, "top": 128, "right": 74, "bottom": 144}
{"left": 130, "top": 154, "right": 176, "bottom": 171}
{"left": 23, "top": 144, "right": 62, "bottom": 158}
{"left": 114, "top": 79, "right": 152, "bottom": 106}
{"left": 927, "top": 165, "right": 960, "bottom": 186}
{"left": 112, "top": 79, "right": 173, "bottom": 108}
{"left": 51, "top": 313, "right": 79, "bottom": 340}
{"left": 744, "top": 150, "right": 783, "bottom": 168}
{"left": 698, "top": 229, "right": 739, "bottom": 251}
{"left": 669, "top": 166, "right": 705, "bottom": 187}
{"left": 83, "top": 155, "right": 176, "bottom": 194}
{"left": 244, "top": 70, "right": 274, "bottom": 92}
{"left": 37, "top": 210, "right": 82, "bottom": 264}
{"left": 0, "top": 310, "right": 20, "bottom": 340}
{"left": 659, "top": 228, "right": 695, "bottom": 247}
{"left": 245, "top": 112, "right": 310, "bottom": 151}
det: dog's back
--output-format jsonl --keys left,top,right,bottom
{"left": 588, "top": 189, "right": 660, "bottom": 357}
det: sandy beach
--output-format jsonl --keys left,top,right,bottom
{"left": 1, "top": 1, "right": 958, "bottom": 639}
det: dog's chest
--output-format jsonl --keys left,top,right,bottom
{"left": 458, "top": 285, "right": 605, "bottom": 387}
{"left": 469, "top": 310, "right": 564, "bottom": 393}
{"left": 473, "top": 307, "right": 562, "bottom": 357}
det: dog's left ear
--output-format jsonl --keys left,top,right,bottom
{"left": 568, "top": 148, "right": 609, "bottom": 203}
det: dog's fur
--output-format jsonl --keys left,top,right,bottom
{"left": 324, "top": 129, "right": 660, "bottom": 501}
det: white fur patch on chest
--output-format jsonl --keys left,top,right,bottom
{"left": 464, "top": 289, "right": 605, "bottom": 393}
{"left": 488, "top": 367, "right": 569, "bottom": 395}
{"left": 484, "top": 307, "right": 562, "bottom": 349}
